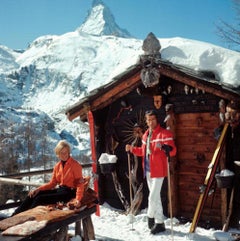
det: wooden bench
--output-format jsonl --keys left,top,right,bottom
{"left": 0, "top": 205, "right": 96, "bottom": 241}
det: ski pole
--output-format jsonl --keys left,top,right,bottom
{"left": 222, "top": 187, "right": 235, "bottom": 232}
{"left": 167, "top": 151, "right": 174, "bottom": 241}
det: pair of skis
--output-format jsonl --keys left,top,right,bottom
{"left": 87, "top": 111, "right": 100, "bottom": 216}
{"left": 189, "top": 123, "right": 229, "bottom": 233}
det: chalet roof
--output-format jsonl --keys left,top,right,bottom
{"left": 65, "top": 57, "right": 240, "bottom": 122}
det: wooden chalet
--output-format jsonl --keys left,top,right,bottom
{"left": 65, "top": 33, "right": 240, "bottom": 230}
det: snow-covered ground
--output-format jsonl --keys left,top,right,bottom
{"left": 2, "top": 202, "right": 240, "bottom": 241}
{"left": 87, "top": 203, "right": 240, "bottom": 241}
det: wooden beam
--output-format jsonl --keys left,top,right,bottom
{"left": 0, "top": 177, "right": 43, "bottom": 187}
{"left": 67, "top": 102, "right": 90, "bottom": 121}
{"left": 66, "top": 62, "right": 240, "bottom": 122}
{"left": 0, "top": 169, "right": 53, "bottom": 179}
{"left": 160, "top": 65, "right": 240, "bottom": 102}
{"left": 90, "top": 72, "right": 140, "bottom": 111}
{"left": 0, "top": 202, "right": 21, "bottom": 211}
{"left": 71, "top": 71, "right": 141, "bottom": 121}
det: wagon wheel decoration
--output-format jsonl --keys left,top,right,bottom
{"left": 121, "top": 109, "right": 147, "bottom": 215}
{"left": 121, "top": 108, "right": 147, "bottom": 145}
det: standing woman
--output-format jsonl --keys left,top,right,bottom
{"left": 126, "top": 110, "right": 176, "bottom": 234}
{"left": 13, "top": 140, "right": 85, "bottom": 215}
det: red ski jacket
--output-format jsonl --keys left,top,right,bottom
{"left": 131, "top": 124, "right": 176, "bottom": 178}
{"left": 39, "top": 157, "right": 84, "bottom": 201}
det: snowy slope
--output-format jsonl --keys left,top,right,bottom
{"left": 1, "top": 1, "right": 240, "bottom": 239}
{"left": 0, "top": 0, "right": 240, "bottom": 158}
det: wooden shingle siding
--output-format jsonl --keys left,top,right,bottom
{"left": 175, "top": 112, "right": 222, "bottom": 225}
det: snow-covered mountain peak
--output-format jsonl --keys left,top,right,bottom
{"left": 0, "top": 0, "right": 240, "bottom": 162}
{"left": 76, "top": 0, "right": 132, "bottom": 38}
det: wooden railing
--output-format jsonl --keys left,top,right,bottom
{"left": 0, "top": 163, "right": 93, "bottom": 211}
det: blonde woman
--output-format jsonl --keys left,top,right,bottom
{"left": 13, "top": 140, "right": 85, "bottom": 215}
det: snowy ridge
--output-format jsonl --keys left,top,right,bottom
{"left": 0, "top": 0, "right": 240, "bottom": 156}
{"left": 0, "top": 45, "right": 20, "bottom": 72}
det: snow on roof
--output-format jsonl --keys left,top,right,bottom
{"left": 159, "top": 37, "right": 240, "bottom": 89}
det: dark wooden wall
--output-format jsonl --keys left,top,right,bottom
{"left": 94, "top": 77, "right": 226, "bottom": 227}
{"left": 175, "top": 112, "right": 222, "bottom": 226}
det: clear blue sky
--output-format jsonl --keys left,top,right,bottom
{"left": 0, "top": 0, "right": 236, "bottom": 50}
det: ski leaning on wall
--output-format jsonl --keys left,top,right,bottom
{"left": 189, "top": 122, "right": 229, "bottom": 233}
{"left": 87, "top": 110, "right": 100, "bottom": 216}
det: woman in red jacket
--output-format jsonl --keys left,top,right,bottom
{"left": 13, "top": 140, "right": 85, "bottom": 215}
{"left": 126, "top": 110, "right": 176, "bottom": 234}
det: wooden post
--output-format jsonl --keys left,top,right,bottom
{"left": 219, "top": 144, "right": 227, "bottom": 226}
{"left": 53, "top": 226, "right": 68, "bottom": 241}
{"left": 74, "top": 217, "right": 95, "bottom": 241}
{"left": 75, "top": 220, "right": 81, "bottom": 236}
{"left": 165, "top": 104, "right": 178, "bottom": 217}
{"left": 82, "top": 216, "right": 95, "bottom": 241}
{"left": 170, "top": 157, "right": 178, "bottom": 217}
{"left": 222, "top": 187, "right": 235, "bottom": 232}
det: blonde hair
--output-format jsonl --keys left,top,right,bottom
{"left": 54, "top": 140, "right": 71, "bottom": 156}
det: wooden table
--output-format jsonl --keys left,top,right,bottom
{"left": 0, "top": 205, "right": 96, "bottom": 241}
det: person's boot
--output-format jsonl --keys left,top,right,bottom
{"left": 150, "top": 223, "right": 166, "bottom": 234}
{"left": 148, "top": 217, "right": 155, "bottom": 229}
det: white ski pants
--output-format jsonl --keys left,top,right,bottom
{"left": 146, "top": 171, "right": 164, "bottom": 224}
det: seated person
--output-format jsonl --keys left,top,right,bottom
{"left": 12, "top": 140, "right": 86, "bottom": 215}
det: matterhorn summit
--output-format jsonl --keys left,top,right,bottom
{"left": 76, "top": 0, "right": 132, "bottom": 38}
